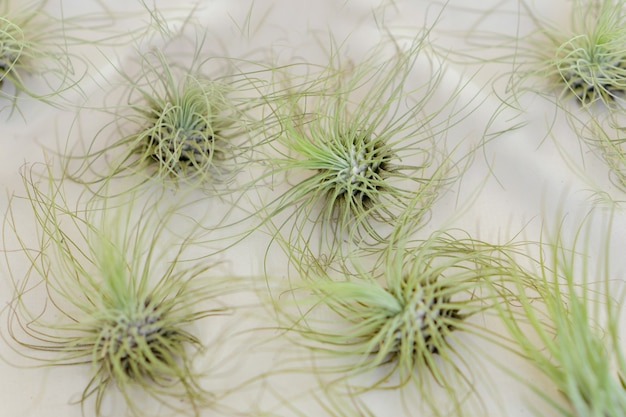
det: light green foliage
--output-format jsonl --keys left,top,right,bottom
{"left": 0, "top": 0, "right": 159, "bottom": 116}
{"left": 66, "top": 30, "right": 270, "bottom": 196}
{"left": 0, "top": 1, "right": 52, "bottom": 92}
{"left": 0, "top": 0, "right": 86, "bottom": 113}
{"left": 255, "top": 31, "right": 473, "bottom": 257}
{"left": 126, "top": 52, "right": 237, "bottom": 184}
{"left": 0, "top": 0, "right": 63, "bottom": 112}
{"left": 507, "top": 0, "right": 626, "bottom": 106}
{"left": 497, "top": 217, "right": 626, "bottom": 417}
{"left": 268, "top": 220, "right": 527, "bottom": 416}
{"left": 513, "top": 1, "right": 626, "bottom": 199}
{"left": 0, "top": 14, "right": 24, "bottom": 87}
{"left": 4, "top": 168, "right": 237, "bottom": 416}
{"left": 552, "top": 0, "right": 626, "bottom": 105}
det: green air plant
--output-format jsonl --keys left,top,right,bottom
{"left": 497, "top": 216, "right": 626, "bottom": 417}
{"left": 267, "top": 223, "right": 528, "bottom": 417}
{"left": 552, "top": 0, "right": 626, "bottom": 106}
{"left": 482, "top": 1, "right": 626, "bottom": 201}
{"left": 254, "top": 32, "right": 478, "bottom": 258}
{"left": 65, "top": 30, "right": 268, "bottom": 197}
{"left": 507, "top": 0, "right": 626, "bottom": 107}
{"left": 0, "top": 9, "right": 25, "bottom": 88}
{"left": 0, "top": 0, "right": 87, "bottom": 113}
{"left": 0, "top": 0, "right": 174, "bottom": 118}
{"left": 3, "top": 167, "right": 242, "bottom": 416}
{"left": 0, "top": 0, "right": 67, "bottom": 108}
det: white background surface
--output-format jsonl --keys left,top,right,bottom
{"left": 1, "top": 1, "right": 625, "bottom": 416}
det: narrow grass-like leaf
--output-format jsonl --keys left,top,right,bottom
{"left": 495, "top": 213, "right": 626, "bottom": 417}
{"left": 0, "top": 0, "right": 143, "bottom": 116}
{"left": 507, "top": 0, "right": 626, "bottom": 108}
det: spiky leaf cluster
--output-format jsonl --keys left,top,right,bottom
{"left": 257, "top": 35, "right": 467, "bottom": 259}
{"left": 4, "top": 172, "right": 236, "bottom": 416}
{"left": 66, "top": 34, "right": 268, "bottom": 197}
{"left": 0, "top": 0, "right": 95, "bottom": 111}
{"left": 137, "top": 73, "right": 233, "bottom": 182}
{"left": 496, "top": 219, "right": 626, "bottom": 417}
{"left": 269, "top": 224, "right": 526, "bottom": 416}
{"left": 554, "top": 1, "right": 626, "bottom": 105}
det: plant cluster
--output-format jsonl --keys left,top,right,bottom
{"left": 484, "top": 0, "right": 626, "bottom": 198}
{"left": 0, "top": 0, "right": 129, "bottom": 116}
{"left": 459, "top": 3, "right": 626, "bottom": 413}
{"left": 250, "top": 31, "right": 482, "bottom": 261}
{"left": 3, "top": 1, "right": 626, "bottom": 417}
{"left": 4, "top": 169, "right": 249, "bottom": 416}
{"left": 266, "top": 222, "right": 530, "bottom": 416}
{"left": 510, "top": 1, "right": 626, "bottom": 199}
{"left": 64, "top": 34, "right": 273, "bottom": 198}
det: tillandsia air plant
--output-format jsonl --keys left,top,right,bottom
{"left": 3, "top": 166, "right": 243, "bottom": 416}
{"left": 66, "top": 27, "right": 269, "bottom": 197}
{"left": 482, "top": 0, "right": 626, "bottom": 201}
{"left": 506, "top": 0, "right": 626, "bottom": 107}
{"left": 254, "top": 30, "right": 479, "bottom": 257}
{"left": 0, "top": 0, "right": 90, "bottom": 114}
{"left": 0, "top": 0, "right": 69, "bottom": 109}
{"left": 496, "top": 215, "right": 626, "bottom": 417}
{"left": 267, "top": 220, "right": 529, "bottom": 417}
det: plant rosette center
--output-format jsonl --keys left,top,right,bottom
{"left": 146, "top": 105, "right": 214, "bottom": 169}
{"left": 387, "top": 278, "right": 461, "bottom": 357}
{"left": 558, "top": 37, "right": 626, "bottom": 102}
{"left": 134, "top": 75, "right": 233, "bottom": 181}
{"left": 316, "top": 130, "right": 391, "bottom": 205}
{"left": 96, "top": 302, "right": 182, "bottom": 378}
